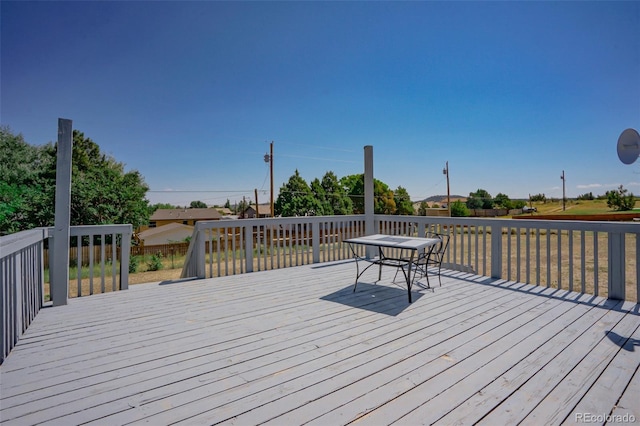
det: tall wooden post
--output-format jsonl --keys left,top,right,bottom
{"left": 445, "top": 161, "right": 451, "bottom": 217}
{"left": 255, "top": 189, "right": 259, "bottom": 217}
{"left": 51, "top": 119, "right": 73, "bottom": 306}
{"left": 561, "top": 170, "right": 566, "bottom": 211}
{"left": 364, "top": 146, "right": 375, "bottom": 257}
{"left": 270, "top": 141, "right": 274, "bottom": 217}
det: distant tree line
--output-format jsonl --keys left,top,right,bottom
{"left": 447, "top": 189, "right": 529, "bottom": 217}
{"left": 273, "top": 170, "right": 414, "bottom": 217}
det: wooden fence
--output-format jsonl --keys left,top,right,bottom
{"left": 43, "top": 242, "right": 193, "bottom": 267}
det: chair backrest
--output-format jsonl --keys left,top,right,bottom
{"left": 437, "top": 233, "right": 450, "bottom": 256}
{"left": 426, "top": 231, "right": 449, "bottom": 257}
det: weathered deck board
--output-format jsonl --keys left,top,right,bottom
{"left": 1, "top": 261, "right": 639, "bottom": 425}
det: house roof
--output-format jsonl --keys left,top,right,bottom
{"left": 216, "top": 207, "right": 233, "bottom": 215}
{"left": 150, "top": 208, "right": 222, "bottom": 221}
{"left": 138, "top": 222, "right": 194, "bottom": 239}
{"left": 244, "top": 204, "right": 272, "bottom": 215}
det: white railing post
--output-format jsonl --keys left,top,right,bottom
{"left": 491, "top": 222, "right": 502, "bottom": 279}
{"left": 197, "top": 229, "right": 206, "bottom": 278}
{"left": 312, "top": 221, "right": 320, "bottom": 263}
{"left": 364, "top": 146, "right": 375, "bottom": 258}
{"left": 13, "top": 251, "right": 23, "bottom": 337}
{"left": 51, "top": 118, "right": 73, "bottom": 307}
{"left": 120, "top": 227, "right": 131, "bottom": 289}
{"left": 245, "top": 224, "right": 254, "bottom": 273}
{"left": 608, "top": 231, "right": 625, "bottom": 300}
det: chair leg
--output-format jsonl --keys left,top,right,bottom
{"left": 423, "top": 266, "right": 431, "bottom": 289}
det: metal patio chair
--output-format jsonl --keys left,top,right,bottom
{"left": 395, "top": 231, "right": 450, "bottom": 288}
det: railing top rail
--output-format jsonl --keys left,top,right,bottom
{"left": 48, "top": 224, "right": 133, "bottom": 236}
{"left": 1, "top": 224, "right": 133, "bottom": 259}
{"left": 195, "top": 215, "right": 365, "bottom": 231}
{"left": 375, "top": 215, "right": 640, "bottom": 233}
{"left": 0, "top": 228, "right": 49, "bottom": 257}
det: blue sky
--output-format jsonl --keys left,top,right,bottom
{"left": 2, "top": 1, "right": 639, "bottom": 207}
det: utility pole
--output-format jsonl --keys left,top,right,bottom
{"left": 443, "top": 161, "right": 451, "bottom": 217}
{"left": 560, "top": 170, "right": 566, "bottom": 211}
{"left": 254, "top": 189, "right": 259, "bottom": 218}
{"left": 270, "top": 141, "right": 274, "bottom": 217}
{"left": 264, "top": 141, "right": 274, "bottom": 217}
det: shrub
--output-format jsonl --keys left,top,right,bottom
{"left": 129, "top": 255, "right": 140, "bottom": 273}
{"left": 147, "top": 252, "right": 163, "bottom": 271}
{"left": 606, "top": 185, "right": 635, "bottom": 211}
{"left": 451, "top": 200, "right": 470, "bottom": 217}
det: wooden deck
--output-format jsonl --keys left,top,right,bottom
{"left": 2, "top": 261, "right": 639, "bottom": 425}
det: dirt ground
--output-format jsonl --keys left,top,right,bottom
{"left": 128, "top": 268, "right": 183, "bottom": 284}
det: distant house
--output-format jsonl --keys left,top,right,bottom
{"left": 243, "top": 204, "right": 272, "bottom": 218}
{"left": 438, "top": 197, "right": 467, "bottom": 208}
{"left": 138, "top": 223, "right": 194, "bottom": 245}
{"left": 216, "top": 207, "right": 233, "bottom": 216}
{"left": 148, "top": 208, "right": 222, "bottom": 228}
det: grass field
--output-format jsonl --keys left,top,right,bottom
{"left": 524, "top": 198, "right": 639, "bottom": 216}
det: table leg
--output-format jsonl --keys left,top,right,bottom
{"left": 406, "top": 250, "right": 415, "bottom": 303}
{"left": 378, "top": 247, "right": 383, "bottom": 282}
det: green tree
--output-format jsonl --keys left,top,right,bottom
{"left": 321, "top": 171, "right": 352, "bottom": 215}
{"left": 0, "top": 127, "right": 56, "bottom": 234}
{"left": 418, "top": 201, "right": 429, "bottom": 216}
{"left": 530, "top": 193, "right": 547, "bottom": 203}
{"left": 340, "top": 174, "right": 396, "bottom": 214}
{"left": 0, "top": 127, "right": 150, "bottom": 234}
{"left": 493, "top": 193, "right": 513, "bottom": 209}
{"left": 577, "top": 192, "right": 595, "bottom": 201}
{"left": 394, "top": 186, "right": 414, "bottom": 215}
{"left": 512, "top": 200, "right": 526, "bottom": 209}
{"left": 67, "top": 131, "right": 149, "bottom": 228}
{"left": 148, "top": 202, "right": 179, "bottom": 216}
{"left": 467, "top": 189, "right": 494, "bottom": 209}
{"left": 606, "top": 185, "right": 635, "bottom": 211}
{"left": 451, "top": 200, "right": 471, "bottom": 217}
{"left": 237, "top": 198, "right": 250, "bottom": 217}
{"left": 310, "top": 178, "right": 330, "bottom": 215}
{"left": 190, "top": 200, "right": 207, "bottom": 208}
{"left": 275, "top": 170, "right": 322, "bottom": 217}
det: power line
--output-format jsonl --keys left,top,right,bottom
{"left": 147, "top": 189, "right": 254, "bottom": 193}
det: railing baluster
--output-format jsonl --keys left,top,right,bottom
{"left": 535, "top": 229, "right": 541, "bottom": 286}
{"left": 547, "top": 228, "right": 551, "bottom": 288}
{"left": 557, "top": 230, "right": 562, "bottom": 290}
{"left": 77, "top": 235, "right": 82, "bottom": 297}
{"left": 111, "top": 233, "right": 117, "bottom": 291}
{"left": 507, "top": 227, "right": 512, "bottom": 281}
{"left": 594, "top": 231, "right": 599, "bottom": 297}
{"left": 89, "top": 235, "right": 94, "bottom": 295}
{"left": 525, "top": 229, "right": 530, "bottom": 284}
{"left": 100, "top": 233, "right": 106, "bottom": 294}
{"left": 568, "top": 230, "right": 574, "bottom": 292}
{"left": 580, "top": 230, "right": 586, "bottom": 294}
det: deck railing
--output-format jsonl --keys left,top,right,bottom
{"left": 58, "top": 225, "right": 132, "bottom": 297}
{"left": 0, "top": 224, "right": 132, "bottom": 364}
{"left": 182, "top": 215, "right": 640, "bottom": 303}
{"left": 181, "top": 215, "right": 367, "bottom": 279}
{"left": 0, "top": 228, "right": 48, "bottom": 364}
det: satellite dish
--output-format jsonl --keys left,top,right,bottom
{"left": 617, "top": 128, "right": 640, "bottom": 165}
